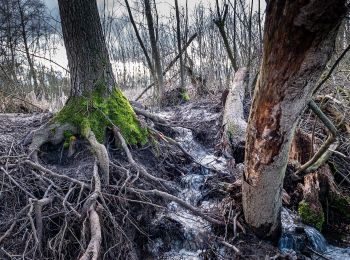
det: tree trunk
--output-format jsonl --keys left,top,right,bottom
{"left": 242, "top": 0, "right": 347, "bottom": 239}
{"left": 55, "top": 0, "right": 146, "bottom": 145}
{"left": 17, "top": 0, "right": 40, "bottom": 98}
{"left": 144, "top": 0, "right": 164, "bottom": 101}
{"left": 175, "top": 0, "right": 185, "bottom": 91}
{"left": 214, "top": 2, "right": 238, "bottom": 72}
{"left": 124, "top": 0, "right": 155, "bottom": 79}
{"left": 58, "top": 0, "right": 115, "bottom": 97}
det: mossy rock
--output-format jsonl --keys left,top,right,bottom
{"left": 298, "top": 200, "right": 325, "bottom": 231}
{"left": 55, "top": 87, "right": 148, "bottom": 145}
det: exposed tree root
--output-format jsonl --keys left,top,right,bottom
{"left": 83, "top": 128, "right": 109, "bottom": 185}
{"left": 0, "top": 106, "right": 238, "bottom": 258}
{"left": 79, "top": 163, "right": 102, "bottom": 260}
{"left": 112, "top": 126, "right": 167, "bottom": 184}
{"left": 28, "top": 122, "right": 77, "bottom": 161}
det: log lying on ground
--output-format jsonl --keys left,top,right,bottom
{"left": 221, "top": 68, "right": 248, "bottom": 159}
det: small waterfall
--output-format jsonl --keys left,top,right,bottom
{"left": 304, "top": 227, "right": 328, "bottom": 253}
{"left": 279, "top": 208, "right": 350, "bottom": 259}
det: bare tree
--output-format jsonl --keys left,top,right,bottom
{"left": 214, "top": 0, "right": 238, "bottom": 72}
{"left": 17, "top": 0, "right": 40, "bottom": 97}
{"left": 144, "top": 0, "right": 164, "bottom": 101}
{"left": 175, "top": 0, "right": 185, "bottom": 91}
{"left": 124, "top": 0, "right": 155, "bottom": 79}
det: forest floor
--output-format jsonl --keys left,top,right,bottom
{"left": 0, "top": 93, "right": 349, "bottom": 259}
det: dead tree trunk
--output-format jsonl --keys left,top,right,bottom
{"left": 242, "top": 0, "right": 347, "bottom": 239}
{"left": 222, "top": 68, "right": 248, "bottom": 156}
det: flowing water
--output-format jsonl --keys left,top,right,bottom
{"left": 279, "top": 208, "right": 350, "bottom": 259}
{"left": 148, "top": 124, "right": 228, "bottom": 259}
{"left": 148, "top": 108, "right": 350, "bottom": 259}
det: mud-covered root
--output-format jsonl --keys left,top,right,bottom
{"left": 80, "top": 163, "right": 102, "bottom": 260}
{"left": 27, "top": 118, "right": 110, "bottom": 185}
{"left": 83, "top": 128, "right": 109, "bottom": 185}
{"left": 28, "top": 122, "right": 77, "bottom": 161}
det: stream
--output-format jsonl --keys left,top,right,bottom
{"left": 147, "top": 107, "right": 350, "bottom": 259}
{"left": 148, "top": 125, "right": 228, "bottom": 259}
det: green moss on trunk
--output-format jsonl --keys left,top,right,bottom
{"left": 54, "top": 87, "right": 148, "bottom": 144}
{"left": 298, "top": 200, "right": 325, "bottom": 231}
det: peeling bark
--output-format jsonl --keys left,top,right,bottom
{"left": 242, "top": 0, "right": 347, "bottom": 239}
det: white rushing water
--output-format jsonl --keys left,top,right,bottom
{"left": 280, "top": 208, "right": 350, "bottom": 259}
{"left": 150, "top": 109, "right": 350, "bottom": 259}
{"left": 148, "top": 125, "right": 227, "bottom": 259}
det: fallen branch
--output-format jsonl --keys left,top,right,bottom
{"left": 219, "top": 239, "right": 240, "bottom": 254}
{"left": 0, "top": 89, "right": 44, "bottom": 111}
{"left": 150, "top": 127, "right": 222, "bottom": 173}
{"left": 314, "top": 43, "right": 350, "bottom": 94}
{"left": 295, "top": 100, "right": 338, "bottom": 176}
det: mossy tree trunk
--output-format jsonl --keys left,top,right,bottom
{"left": 56, "top": 0, "right": 146, "bottom": 145}
{"left": 242, "top": 0, "right": 347, "bottom": 240}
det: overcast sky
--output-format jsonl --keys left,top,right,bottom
{"left": 45, "top": 0, "right": 266, "bottom": 18}
{"left": 42, "top": 0, "right": 266, "bottom": 72}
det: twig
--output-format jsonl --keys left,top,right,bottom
{"left": 24, "top": 160, "right": 89, "bottom": 189}
{"left": 0, "top": 205, "right": 30, "bottom": 244}
{"left": 314, "top": 43, "right": 350, "bottom": 94}
{"left": 0, "top": 167, "right": 36, "bottom": 199}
